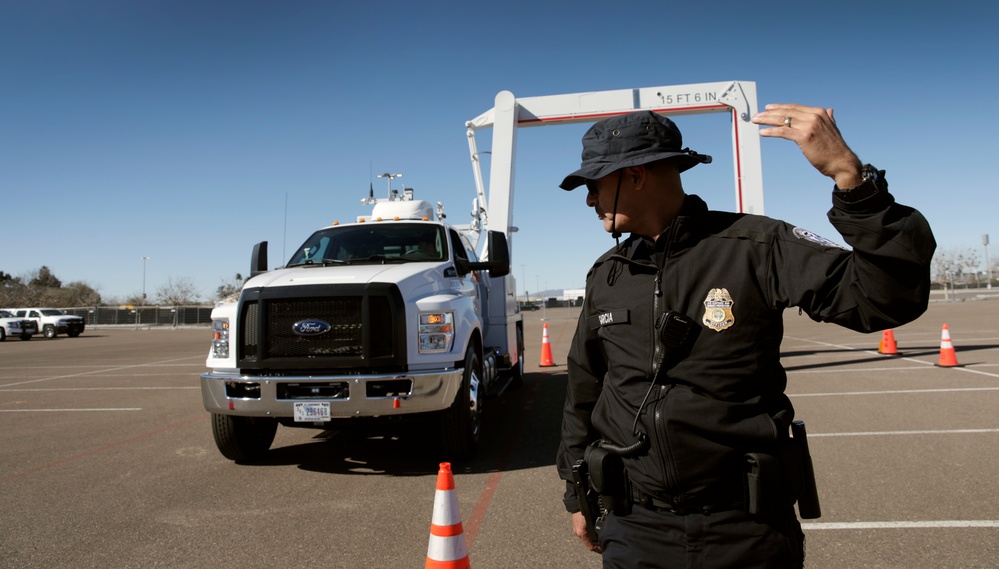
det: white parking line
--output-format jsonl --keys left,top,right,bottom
{"left": 0, "top": 387, "right": 199, "bottom": 392}
{"left": 0, "top": 356, "right": 198, "bottom": 387}
{"left": 0, "top": 362, "right": 203, "bottom": 370}
{"left": 810, "top": 428, "right": 999, "bottom": 437}
{"left": 790, "top": 365, "right": 966, "bottom": 373}
{"left": 791, "top": 387, "right": 999, "bottom": 397}
{"left": 803, "top": 520, "right": 999, "bottom": 530}
{"left": 0, "top": 408, "right": 142, "bottom": 412}
{"left": 783, "top": 336, "right": 999, "bottom": 379}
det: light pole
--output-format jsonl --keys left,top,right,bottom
{"left": 376, "top": 172, "right": 402, "bottom": 198}
{"left": 985, "top": 234, "right": 992, "bottom": 289}
{"left": 141, "top": 256, "right": 150, "bottom": 303}
{"left": 521, "top": 264, "right": 527, "bottom": 301}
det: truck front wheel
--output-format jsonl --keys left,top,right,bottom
{"left": 211, "top": 413, "right": 278, "bottom": 462}
{"left": 439, "top": 346, "right": 482, "bottom": 460}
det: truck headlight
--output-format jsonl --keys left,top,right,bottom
{"left": 418, "top": 312, "right": 453, "bottom": 353}
{"left": 211, "top": 318, "right": 230, "bottom": 358}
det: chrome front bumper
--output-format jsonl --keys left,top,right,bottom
{"left": 200, "top": 368, "right": 462, "bottom": 418}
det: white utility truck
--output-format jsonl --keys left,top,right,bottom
{"left": 201, "top": 80, "right": 763, "bottom": 463}
{"left": 201, "top": 187, "right": 521, "bottom": 462}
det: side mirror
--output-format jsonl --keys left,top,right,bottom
{"left": 468, "top": 231, "right": 510, "bottom": 277}
{"left": 250, "top": 241, "right": 268, "bottom": 277}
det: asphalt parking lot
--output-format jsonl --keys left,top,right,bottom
{"left": 1, "top": 296, "right": 998, "bottom": 568}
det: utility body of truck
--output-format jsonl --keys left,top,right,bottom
{"left": 201, "top": 80, "right": 764, "bottom": 463}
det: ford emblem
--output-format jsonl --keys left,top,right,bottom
{"left": 292, "top": 319, "right": 332, "bottom": 336}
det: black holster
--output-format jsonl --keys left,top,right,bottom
{"left": 584, "top": 443, "right": 632, "bottom": 518}
{"left": 791, "top": 420, "right": 821, "bottom": 519}
{"left": 744, "top": 419, "right": 821, "bottom": 519}
{"left": 572, "top": 441, "right": 633, "bottom": 540}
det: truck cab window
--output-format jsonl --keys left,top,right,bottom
{"left": 288, "top": 224, "right": 447, "bottom": 266}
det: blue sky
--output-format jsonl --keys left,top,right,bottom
{"left": 2, "top": 0, "right": 996, "bottom": 302}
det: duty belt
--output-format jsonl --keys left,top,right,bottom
{"left": 631, "top": 487, "right": 744, "bottom": 516}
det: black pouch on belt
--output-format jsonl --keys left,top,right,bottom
{"left": 585, "top": 443, "right": 631, "bottom": 516}
{"left": 744, "top": 452, "right": 783, "bottom": 517}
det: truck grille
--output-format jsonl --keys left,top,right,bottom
{"left": 237, "top": 283, "right": 406, "bottom": 371}
{"left": 270, "top": 298, "right": 365, "bottom": 357}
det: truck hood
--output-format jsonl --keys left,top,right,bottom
{"left": 245, "top": 262, "right": 445, "bottom": 291}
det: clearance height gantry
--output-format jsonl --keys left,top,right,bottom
{"left": 464, "top": 80, "right": 764, "bottom": 325}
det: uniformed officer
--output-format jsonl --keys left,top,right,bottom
{"left": 556, "top": 105, "right": 935, "bottom": 568}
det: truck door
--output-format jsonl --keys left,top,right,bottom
{"left": 448, "top": 228, "right": 489, "bottom": 327}
{"left": 448, "top": 228, "right": 480, "bottom": 296}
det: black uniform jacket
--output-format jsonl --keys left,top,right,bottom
{"left": 557, "top": 181, "right": 935, "bottom": 513}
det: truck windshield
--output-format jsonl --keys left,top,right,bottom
{"left": 287, "top": 223, "right": 447, "bottom": 266}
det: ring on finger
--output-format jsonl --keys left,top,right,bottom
{"left": 783, "top": 116, "right": 792, "bottom": 128}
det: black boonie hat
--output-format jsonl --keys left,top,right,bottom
{"left": 559, "top": 111, "right": 711, "bottom": 190}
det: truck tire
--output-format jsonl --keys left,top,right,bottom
{"left": 43, "top": 325, "right": 56, "bottom": 339}
{"left": 211, "top": 413, "right": 278, "bottom": 462}
{"left": 20, "top": 334, "right": 32, "bottom": 341}
{"left": 439, "top": 346, "right": 481, "bottom": 460}
{"left": 0, "top": 328, "right": 5, "bottom": 341}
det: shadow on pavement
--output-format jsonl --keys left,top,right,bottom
{"left": 782, "top": 343, "right": 999, "bottom": 371}
{"left": 241, "top": 371, "right": 570, "bottom": 477}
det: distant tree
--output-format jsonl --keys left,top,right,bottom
{"left": 0, "top": 267, "right": 103, "bottom": 307}
{"left": 214, "top": 273, "right": 245, "bottom": 302}
{"left": 963, "top": 250, "right": 982, "bottom": 286}
{"left": 932, "top": 247, "right": 981, "bottom": 294}
{"left": 10, "top": 269, "right": 45, "bottom": 306}
{"left": 0, "top": 272, "right": 25, "bottom": 306}
{"left": 155, "top": 277, "right": 202, "bottom": 305}
{"left": 29, "top": 266, "right": 62, "bottom": 289}
{"left": 56, "top": 281, "right": 103, "bottom": 306}
{"left": 122, "top": 292, "right": 148, "bottom": 306}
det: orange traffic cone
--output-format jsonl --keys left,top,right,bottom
{"left": 426, "top": 462, "right": 471, "bottom": 569}
{"left": 878, "top": 329, "right": 899, "bottom": 355}
{"left": 539, "top": 322, "right": 555, "bottom": 367}
{"left": 937, "top": 324, "right": 960, "bottom": 367}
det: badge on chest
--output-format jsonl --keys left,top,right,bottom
{"left": 702, "top": 288, "right": 735, "bottom": 332}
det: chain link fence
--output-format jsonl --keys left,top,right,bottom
{"left": 60, "top": 306, "right": 215, "bottom": 327}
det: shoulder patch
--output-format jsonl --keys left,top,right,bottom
{"left": 792, "top": 226, "right": 844, "bottom": 249}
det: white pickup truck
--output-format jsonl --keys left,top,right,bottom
{"left": 0, "top": 309, "right": 37, "bottom": 341}
{"left": 7, "top": 308, "right": 85, "bottom": 338}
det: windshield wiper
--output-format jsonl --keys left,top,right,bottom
{"left": 285, "top": 259, "right": 351, "bottom": 268}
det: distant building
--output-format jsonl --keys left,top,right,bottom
{"left": 519, "top": 288, "right": 585, "bottom": 307}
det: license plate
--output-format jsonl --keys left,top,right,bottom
{"left": 293, "top": 402, "right": 331, "bottom": 422}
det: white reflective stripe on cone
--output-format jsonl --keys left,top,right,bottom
{"left": 427, "top": 534, "right": 468, "bottom": 562}
{"left": 432, "top": 490, "right": 462, "bottom": 526}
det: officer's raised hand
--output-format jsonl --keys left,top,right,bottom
{"left": 752, "top": 103, "right": 864, "bottom": 189}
